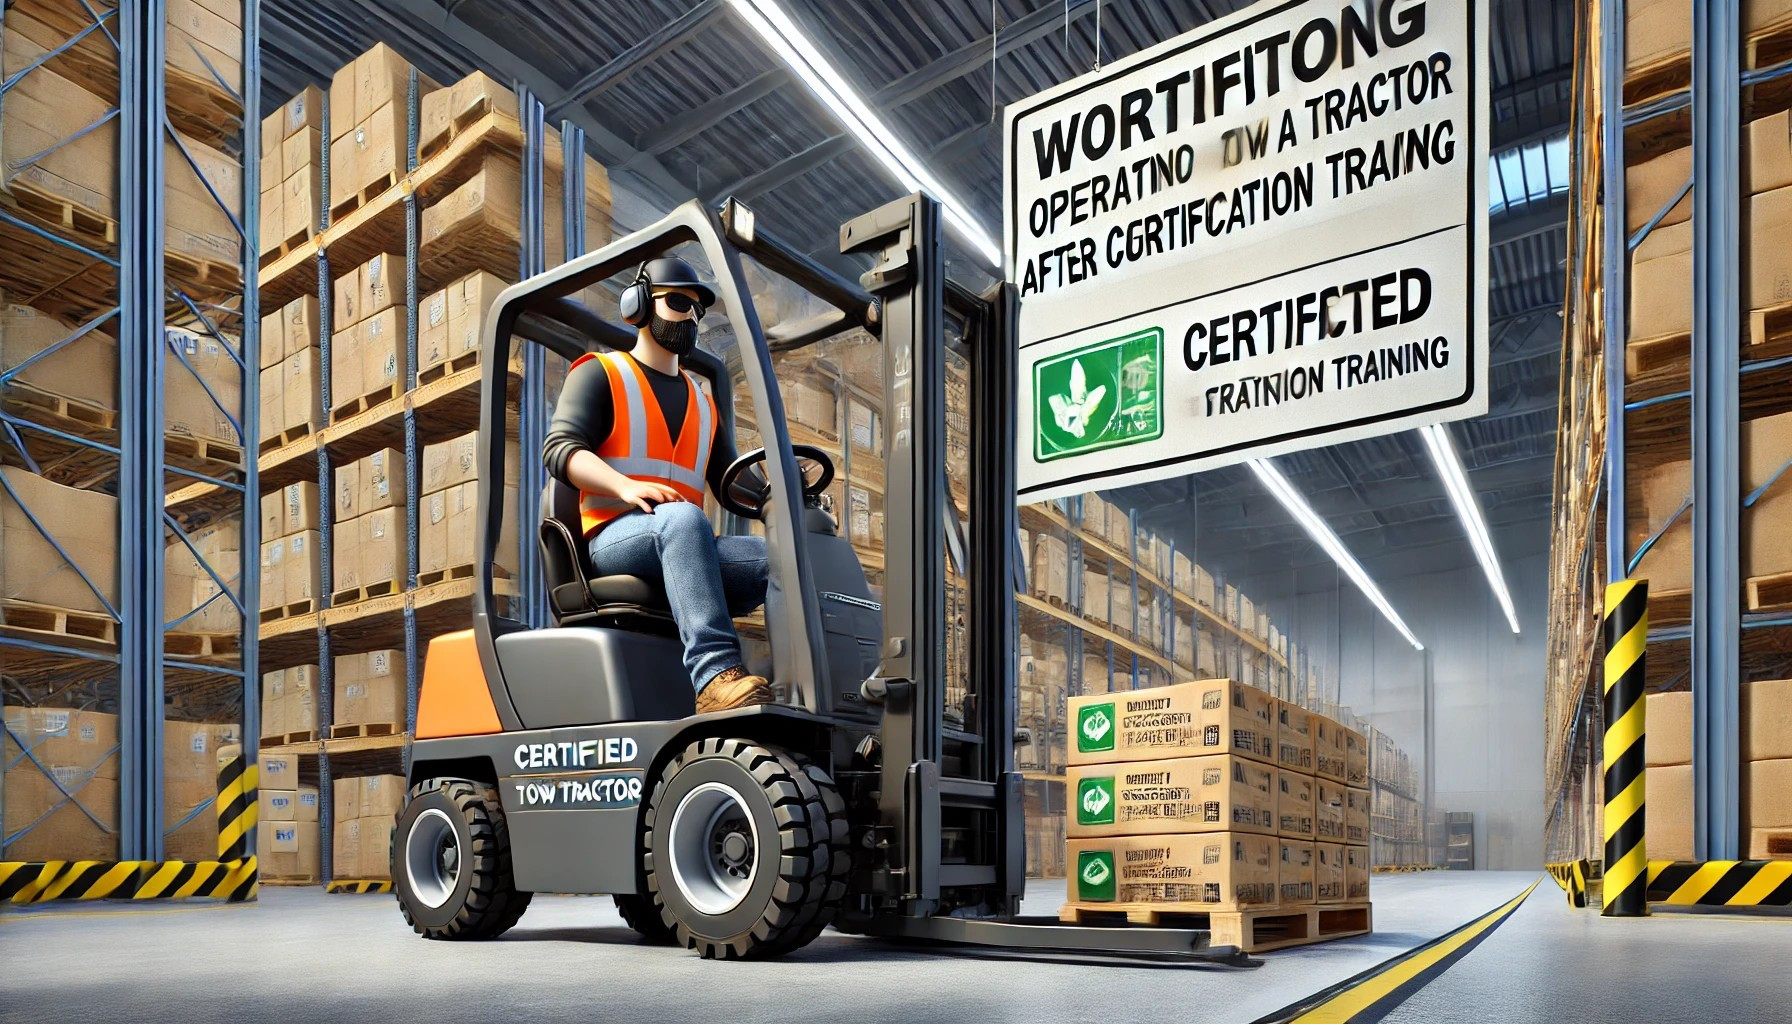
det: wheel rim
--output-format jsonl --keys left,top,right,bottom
{"left": 668, "top": 781, "right": 760, "bottom": 916}
{"left": 405, "top": 808, "right": 461, "bottom": 909}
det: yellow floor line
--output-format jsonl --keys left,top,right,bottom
{"left": 1287, "top": 878, "right": 1541, "bottom": 1024}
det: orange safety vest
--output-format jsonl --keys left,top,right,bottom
{"left": 573, "top": 350, "right": 717, "bottom": 538}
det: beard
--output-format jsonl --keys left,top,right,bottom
{"left": 648, "top": 313, "right": 698, "bottom": 356}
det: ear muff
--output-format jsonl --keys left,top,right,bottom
{"left": 619, "top": 262, "right": 653, "bottom": 327}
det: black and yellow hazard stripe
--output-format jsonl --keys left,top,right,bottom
{"left": 1603, "top": 580, "right": 1649, "bottom": 917}
{"left": 326, "top": 879, "right": 393, "bottom": 894}
{"left": 1, "top": 858, "right": 258, "bottom": 905}
{"left": 216, "top": 754, "right": 258, "bottom": 861}
{"left": 1646, "top": 860, "right": 1792, "bottom": 907}
{"left": 1248, "top": 879, "right": 1540, "bottom": 1024}
{"left": 1545, "top": 859, "right": 1590, "bottom": 908}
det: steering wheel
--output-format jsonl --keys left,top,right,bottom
{"left": 718, "top": 444, "right": 834, "bottom": 520}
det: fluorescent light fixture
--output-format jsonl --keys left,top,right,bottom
{"left": 728, "top": 0, "right": 1003, "bottom": 266}
{"left": 1421, "top": 423, "right": 1522, "bottom": 635}
{"left": 1248, "top": 458, "right": 1425, "bottom": 651}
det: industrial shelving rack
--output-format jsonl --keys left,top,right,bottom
{"left": 239, "top": 70, "right": 597, "bottom": 883}
{"left": 1546, "top": 0, "right": 1792, "bottom": 863}
{"left": 3, "top": 0, "right": 259, "bottom": 865}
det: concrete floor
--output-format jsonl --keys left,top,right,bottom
{"left": 1, "top": 872, "right": 1787, "bottom": 1023}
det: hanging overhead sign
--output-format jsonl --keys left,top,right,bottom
{"left": 1005, "top": 0, "right": 1488, "bottom": 501}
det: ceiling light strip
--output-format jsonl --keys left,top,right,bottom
{"left": 1422, "top": 424, "right": 1522, "bottom": 635}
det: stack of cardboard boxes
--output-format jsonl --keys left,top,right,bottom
{"left": 332, "top": 649, "right": 404, "bottom": 735}
{"left": 164, "top": 327, "right": 245, "bottom": 450}
{"left": 166, "top": 519, "right": 242, "bottom": 635}
{"left": 258, "top": 481, "right": 323, "bottom": 619}
{"left": 162, "top": 720, "right": 242, "bottom": 862}
{"left": 1, "top": 297, "right": 119, "bottom": 417}
{"left": 417, "top": 270, "right": 509, "bottom": 382}
{"left": 2, "top": 707, "right": 120, "bottom": 861}
{"left": 257, "top": 294, "right": 323, "bottom": 448}
{"left": 328, "top": 44, "right": 439, "bottom": 217}
{"left": 331, "top": 253, "right": 411, "bottom": 416}
{"left": 258, "top": 85, "right": 324, "bottom": 257}
{"left": 332, "top": 774, "right": 406, "bottom": 880}
{"left": 419, "top": 429, "right": 519, "bottom": 583}
{"left": 331, "top": 448, "right": 407, "bottom": 603}
{"left": 1646, "top": 681, "right": 1792, "bottom": 861}
{"left": 259, "top": 664, "right": 319, "bottom": 744}
{"left": 1062, "top": 680, "right": 1369, "bottom": 921}
{"left": 258, "top": 782, "right": 322, "bottom": 881}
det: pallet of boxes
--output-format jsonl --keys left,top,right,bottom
{"left": 330, "top": 447, "right": 406, "bottom": 606}
{"left": 332, "top": 774, "right": 406, "bottom": 883}
{"left": 1058, "top": 679, "right": 1371, "bottom": 952}
{"left": 250, "top": 748, "right": 321, "bottom": 883}
{"left": 1646, "top": 681, "right": 1792, "bottom": 862}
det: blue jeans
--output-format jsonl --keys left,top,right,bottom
{"left": 588, "top": 502, "right": 768, "bottom": 693}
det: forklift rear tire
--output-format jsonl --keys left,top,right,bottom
{"left": 644, "top": 739, "right": 847, "bottom": 959}
{"left": 394, "top": 779, "right": 532, "bottom": 940}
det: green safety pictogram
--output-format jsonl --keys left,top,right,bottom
{"left": 1034, "top": 328, "right": 1163, "bottom": 462}
{"left": 1077, "top": 776, "right": 1117, "bottom": 827}
{"left": 1077, "top": 850, "right": 1116, "bottom": 902}
{"left": 1078, "top": 702, "right": 1117, "bottom": 753}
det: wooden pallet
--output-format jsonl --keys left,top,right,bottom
{"left": 260, "top": 730, "right": 318, "bottom": 748}
{"left": 261, "top": 876, "right": 322, "bottom": 887}
{"left": 1058, "top": 901, "right": 1372, "bottom": 953}
{"left": 165, "top": 631, "right": 241, "bottom": 659}
{"left": 165, "top": 433, "right": 245, "bottom": 475}
{"left": 165, "top": 248, "right": 243, "bottom": 299}
{"left": 1, "top": 379, "right": 116, "bottom": 433}
{"left": 2, "top": 179, "right": 118, "bottom": 248}
{"left": 417, "top": 350, "right": 481, "bottom": 386}
{"left": 418, "top": 93, "right": 515, "bottom": 164}
{"left": 259, "top": 226, "right": 317, "bottom": 268}
{"left": 0, "top": 598, "right": 117, "bottom": 647}
{"left": 331, "top": 382, "right": 405, "bottom": 422}
{"left": 1623, "top": 51, "right": 1692, "bottom": 109}
{"left": 259, "top": 423, "right": 314, "bottom": 454}
{"left": 259, "top": 598, "right": 319, "bottom": 624}
{"left": 1749, "top": 300, "right": 1792, "bottom": 348}
{"left": 416, "top": 563, "right": 477, "bottom": 588}
{"left": 329, "top": 722, "right": 402, "bottom": 740}
{"left": 1747, "top": 570, "right": 1792, "bottom": 612}
{"left": 329, "top": 172, "right": 402, "bottom": 223}
{"left": 330, "top": 578, "right": 403, "bottom": 607}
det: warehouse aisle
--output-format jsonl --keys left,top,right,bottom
{"left": 1, "top": 873, "right": 1531, "bottom": 1024}
{"left": 1379, "top": 884, "right": 1792, "bottom": 1024}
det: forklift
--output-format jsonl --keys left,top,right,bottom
{"left": 391, "top": 193, "right": 1249, "bottom": 964}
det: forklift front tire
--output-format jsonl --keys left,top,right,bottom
{"left": 612, "top": 893, "right": 678, "bottom": 944}
{"left": 394, "top": 779, "right": 532, "bottom": 940}
{"left": 644, "top": 739, "right": 845, "bottom": 960}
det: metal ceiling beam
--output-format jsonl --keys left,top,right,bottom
{"left": 1492, "top": 193, "right": 1570, "bottom": 246}
{"left": 543, "top": 0, "right": 726, "bottom": 119}
{"left": 710, "top": 134, "right": 858, "bottom": 204}
{"left": 1492, "top": 64, "right": 1574, "bottom": 105}
{"left": 634, "top": 68, "right": 790, "bottom": 157}
{"left": 875, "top": 0, "right": 1098, "bottom": 109}
{"left": 368, "top": 0, "right": 696, "bottom": 216}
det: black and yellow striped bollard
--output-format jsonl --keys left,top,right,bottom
{"left": 1603, "top": 580, "right": 1648, "bottom": 917}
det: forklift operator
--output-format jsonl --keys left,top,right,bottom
{"left": 543, "top": 257, "right": 774, "bottom": 715}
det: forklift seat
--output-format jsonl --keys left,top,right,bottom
{"left": 538, "top": 478, "right": 675, "bottom": 633}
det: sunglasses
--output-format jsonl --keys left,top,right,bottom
{"left": 655, "top": 291, "right": 705, "bottom": 318}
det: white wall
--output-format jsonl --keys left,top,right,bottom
{"left": 1256, "top": 553, "right": 1549, "bottom": 870}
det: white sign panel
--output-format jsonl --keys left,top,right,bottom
{"left": 1005, "top": 0, "right": 1489, "bottom": 502}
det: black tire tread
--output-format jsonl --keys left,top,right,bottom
{"left": 396, "top": 779, "right": 532, "bottom": 941}
{"left": 613, "top": 893, "right": 678, "bottom": 944}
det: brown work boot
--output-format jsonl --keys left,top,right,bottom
{"left": 695, "top": 666, "right": 774, "bottom": 713}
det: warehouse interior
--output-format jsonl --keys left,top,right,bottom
{"left": 4, "top": 0, "right": 1792, "bottom": 1021}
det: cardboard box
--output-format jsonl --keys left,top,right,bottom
{"left": 281, "top": 128, "right": 321, "bottom": 194}
{"left": 287, "top": 665, "right": 318, "bottom": 738}
{"left": 1748, "top": 185, "right": 1792, "bottom": 311}
{"left": 1277, "top": 769, "right": 1315, "bottom": 839}
{"left": 1067, "top": 755, "right": 1275, "bottom": 839}
{"left": 360, "top": 773, "right": 406, "bottom": 822}
{"left": 281, "top": 348, "right": 322, "bottom": 437}
{"left": 164, "top": 329, "right": 242, "bottom": 445}
{"left": 261, "top": 788, "right": 301, "bottom": 823}
{"left": 335, "top": 459, "right": 362, "bottom": 523}
{"left": 294, "top": 784, "right": 321, "bottom": 822}
{"left": 259, "top": 751, "right": 299, "bottom": 793}
{"left": 1344, "top": 727, "right": 1369, "bottom": 787}
{"left": 253, "top": 306, "right": 285, "bottom": 371}
{"left": 279, "top": 84, "right": 325, "bottom": 139}
{"left": 1313, "top": 715, "right": 1349, "bottom": 783}
{"left": 359, "top": 507, "right": 405, "bottom": 589}
{"left": 331, "top": 516, "right": 361, "bottom": 595}
{"left": 1645, "top": 763, "right": 1694, "bottom": 862}
{"left": 258, "top": 185, "right": 282, "bottom": 258}
{"left": 1744, "top": 411, "right": 1792, "bottom": 578}
{"left": 260, "top": 539, "right": 284, "bottom": 611}
{"left": 281, "top": 163, "right": 320, "bottom": 246}
{"left": 334, "top": 649, "right": 404, "bottom": 727}
{"left": 1066, "top": 832, "right": 1278, "bottom": 911}
{"left": 2, "top": 469, "right": 119, "bottom": 613}
{"left": 165, "top": 0, "right": 243, "bottom": 94}
{"left": 1314, "top": 779, "right": 1349, "bottom": 843}
{"left": 1, "top": 765, "right": 117, "bottom": 861}
{"left": 361, "top": 448, "right": 405, "bottom": 513}
{"left": 360, "top": 252, "right": 404, "bottom": 318}
{"left": 1745, "top": 758, "right": 1792, "bottom": 833}
{"left": 281, "top": 481, "right": 321, "bottom": 535}
{"left": 3, "top": 708, "right": 121, "bottom": 779}
{"left": 260, "top": 490, "right": 283, "bottom": 542}
{"left": 1750, "top": 111, "right": 1792, "bottom": 197}
{"left": 1630, "top": 217, "right": 1691, "bottom": 341}
{"left": 359, "top": 307, "right": 406, "bottom": 402}
{"left": 420, "top": 488, "right": 450, "bottom": 577}
{"left": 355, "top": 815, "right": 395, "bottom": 880}
{"left": 285, "top": 295, "right": 321, "bottom": 354}
{"left": 1345, "top": 845, "right": 1370, "bottom": 899}
{"left": 260, "top": 669, "right": 287, "bottom": 740}
{"left": 784, "top": 380, "right": 837, "bottom": 433}
{"left": 1031, "top": 533, "right": 1069, "bottom": 602}
{"left": 1276, "top": 701, "right": 1315, "bottom": 773}
{"left": 1067, "top": 679, "right": 1277, "bottom": 767}
{"left": 445, "top": 271, "right": 507, "bottom": 361}
{"left": 261, "top": 819, "right": 321, "bottom": 879}
{"left": 332, "top": 267, "right": 360, "bottom": 332}
{"left": 422, "top": 155, "right": 522, "bottom": 253}
{"left": 356, "top": 44, "right": 432, "bottom": 134}
{"left": 285, "top": 530, "right": 321, "bottom": 607}
{"left": 1744, "top": 679, "right": 1792, "bottom": 761}
{"left": 1315, "top": 842, "right": 1347, "bottom": 903}
{"left": 329, "top": 322, "right": 362, "bottom": 414}
{"left": 419, "top": 287, "right": 451, "bottom": 370}
{"left": 1645, "top": 690, "right": 1692, "bottom": 766}
{"left": 443, "top": 481, "right": 519, "bottom": 577}
{"left": 1277, "top": 840, "right": 1316, "bottom": 906}
{"left": 333, "top": 775, "right": 363, "bottom": 821}
{"left": 1081, "top": 567, "right": 1108, "bottom": 624}
{"left": 1625, "top": 0, "right": 1686, "bottom": 73}
{"left": 420, "top": 71, "right": 518, "bottom": 157}
{"left": 259, "top": 365, "right": 283, "bottom": 445}
{"left": 162, "top": 720, "right": 237, "bottom": 780}
{"left": 1345, "top": 786, "right": 1370, "bottom": 846}
{"left": 333, "top": 815, "right": 362, "bottom": 879}
{"left": 1, "top": 25, "right": 116, "bottom": 216}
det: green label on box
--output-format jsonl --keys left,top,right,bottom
{"left": 1077, "top": 776, "right": 1116, "bottom": 827}
{"left": 1034, "top": 328, "right": 1163, "bottom": 463}
{"left": 1077, "top": 850, "right": 1117, "bottom": 902}
{"left": 1077, "top": 702, "right": 1117, "bottom": 753}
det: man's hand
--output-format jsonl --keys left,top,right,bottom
{"left": 616, "top": 477, "right": 685, "bottom": 514}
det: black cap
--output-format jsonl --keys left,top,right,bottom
{"left": 641, "top": 256, "right": 716, "bottom": 308}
